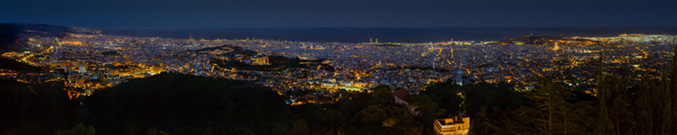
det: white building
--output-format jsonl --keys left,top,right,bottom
{"left": 79, "top": 66, "right": 86, "bottom": 74}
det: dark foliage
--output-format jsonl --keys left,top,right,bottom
{"left": 86, "top": 73, "right": 291, "bottom": 135}
{"left": 210, "top": 55, "right": 334, "bottom": 72}
{"left": 100, "top": 51, "right": 120, "bottom": 56}
{"left": 0, "top": 80, "right": 85, "bottom": 134}
{"left": 0, "top": 58, "right": 44, "bottom": 72}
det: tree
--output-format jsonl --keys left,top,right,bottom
{"left": 462, "top": 82, "right": 524, "bottom": 134}
{"left": 469, "top": 107, "right": 493, "bottom": 135}
{"left": 272, "top": 123, "right": 289, "bottom": 135}
{"left": 511, "top": 78, "right": 572, "bottom": 134}
{"left": 352, "top": 105, "right": 394, "bottom": 125}
{"left": 372, "top": 85, "right": 394, "bottom": 105}
{"left": 635, "top": 46, "right": 676, "bottom": 134}
{"left": 317, "top": 109, "right": 347, "bottom": 134}
{"left": 422, "top": 81, "right": 463, "bottom": 115}
{"left": 606, "top": 76, "right": 633, "bottom": 135}
{"left": 405, "top": 94, "right": 438, "bottom": 117}
{"left": 54, "top": 123, "right": 95, "bottom": 135}
{"left": 462, "top": 82, "right": 524, "bottom": 117}
{"left": 86, "top": 73, "right": 291, "bottom": 135}
{"left": 394, "top": 112, "right": 423, "bottom": 135}
{"left": 635, "top": 78, "right": 655, "bottom": 134}
{"left": 670, "top": 45, "right": 677, "bottom": 134}
{"left": 594, "top": 53, "right": 615, "bottom": 135}
{"left": 289, "top": 119, "right": 310, "bottom": 135}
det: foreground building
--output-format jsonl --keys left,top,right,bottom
{"left": 434, "top": 114, "right": 470, "bottom": 135}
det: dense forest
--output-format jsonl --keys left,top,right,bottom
{"left": 0, "top": 79, "right": 85, "bottom": 134}
{"left": 468, "top": 47, "right": 677, "bottom": 135}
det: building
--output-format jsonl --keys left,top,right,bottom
{"left": 434, "top": 114, "right": 470, "bottom": 135}
{"left": 393, "top": 89, "right": 423, "bottom": 116}
{"left": 454, "top": 69, "right": 464, "bottom": 86}
{"left": 393, "top": 89, "right": 410, "bottom": 105}
{"left": 79, "top": 65, "right": 86, "bottom": 74}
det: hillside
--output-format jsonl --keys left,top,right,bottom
{"left": 0, "top": 23, "right": 97, "bottom": 53}
{"left": 86, "top": 72, "right": 291, "bottom": 135}
{"left": 84, "top": 72, "right": 428, "bottom": 134}
{"left": 0, "top": 80, "right": 83, "bottom": 135}
{"left": 0, "top": 58, "right": 44, "bottom": 72}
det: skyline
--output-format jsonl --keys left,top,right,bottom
{"left": 2, "top": 23, "right": 675, "bottom": 101}
{"left": 4, "top": 0, "right": 677, "bottom": 28}
{"left": 2, "top": 1, "right": 677, "bottom": 132}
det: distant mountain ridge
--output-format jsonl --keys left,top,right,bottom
{"left": 0, "top": 23, "right": 98, "bottom": 53}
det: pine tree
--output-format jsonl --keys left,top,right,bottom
{"left": 664, "top": 45, "right": 677, "bottom": 134}
{"left": 658, "top": 73, "right": 672, "bottom": 134}
{"left": 54, "top": 123, "right": 95, "bottom": 135}
{"left": 469, "top": 107, "right": 492, "bottom": 135}
{"left": 510, "top": 77, "right": 573, "bottom": 135}
{"left": 289, "top": 119, "right": 310, "bottom": 135}
{"left": 594, "top": 52, "right": 615, "bottom": 135}
{"left": 607, "top": 76, "right": 632, "bottom": 135}
{"left": 635, "top": 78, "right": 655, "bottom": 134}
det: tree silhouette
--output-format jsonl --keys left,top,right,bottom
{"left": 289, "top": 119, "right": 310, "bottom": 135}
{"left": 594, "top": 52, "right": 615, "bottom": 135}
{"left": 54, "top": 123, "right": 95, "bottom": 135}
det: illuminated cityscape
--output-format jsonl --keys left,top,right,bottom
{"left": 3, "top": 0, "right": 677, "bottom": 134}
{"left": 1, "top": 24, "right": 677, "bottom": 134}
{"left": 2, "top": 28, "right": 675, "bottom": 102}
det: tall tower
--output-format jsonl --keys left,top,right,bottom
{"left": 459, "top": 51, "right": 463, "bottom": 68}
{"left": 450, "top": 48, "right": 454, "bottom": 59}
{"left": 370, "top": 38, "right": 373, "bottom": 44}
{"left": 375, "top": 38, "right": 379, "bottom": 44}
{"left": 429, "top": 42, "right": 434, "bottom": 50}
{"left": 189, "top": 33, "right": 194, "bottom": 41}
{"left": 432, "top": 59, "right": 435, "bottom": 69}
{"left": 54, "top": 38, "right": 61, "bottom": 57}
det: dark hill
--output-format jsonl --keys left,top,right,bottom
{"left": 100, "top": 51, "right": 120, "bottom": 56}
{"left": 0, "top": 23, "right": 77, "bottom": 52}
{"left": 206, "top": 45, "right": 335, "bottom": 72}
{"left": 0, "top": 80, "right": 83, "bottom": 135}
{"left": 86, "top": 72, "right": 291, "bottom": 135}
{"left": 0, "top": 58, "right": 43, "bottom": 72}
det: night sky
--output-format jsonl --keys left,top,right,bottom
{"left": 3, "top": 0, "right": 677, "bottom": 28}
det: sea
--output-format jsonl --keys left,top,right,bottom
{"left": 97, "top": 27, "right": 677, "bottom": 43}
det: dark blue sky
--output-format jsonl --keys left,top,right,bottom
{"left": 3, "top": 0, "right": 676, "bottom": 28}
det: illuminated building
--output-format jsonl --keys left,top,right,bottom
{"left": 79, "top": 65, "right": 86, "bottom": 74}
{"left": 454, "top": 70, "right": 463, "bottom": 86}
{"left": 434, "top": 115, "right": 470, "bottom": 135}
